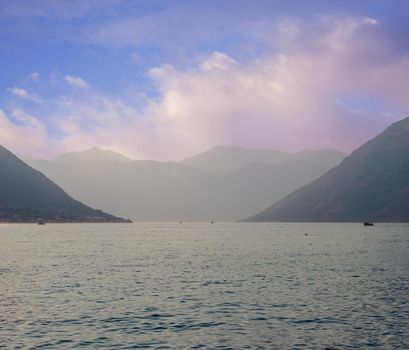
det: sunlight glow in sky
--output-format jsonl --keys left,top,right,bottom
{"left": 1, "top": 0, "right": 409, "bottom": 160}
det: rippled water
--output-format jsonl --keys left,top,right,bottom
{"left": 1, "top": 223, "right": 408, "bottom": 349}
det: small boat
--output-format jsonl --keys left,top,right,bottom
{"left": 38, "top": 219, "right": 46, "bottom": 225}
{"left": 363, "top": 222, "right": 374, "bottom": 226}
{"left": 210, "top": 221, "right": 214, "bottom": 224}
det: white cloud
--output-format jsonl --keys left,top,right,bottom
{"left": 137, "top": 18, "right": 408, "bottom": 158}
{"left": 7, "top": 86, "right": 40, "bottom": 102}
{"left": 12, "top": 109, "right": 44, "bottom": 129}
{"left": 64, "top": 75, "right": 89, "bottom": 89}
{"left": 0, "top": 109, "right": 49, "bottom": 156}
{"left": 201, "top": 52, "right": 239, "bottom": 71}
{"left": 2, "top": 16, "right": 409, "bottom": 160}
{"left": 8, "top": 87, "right": 30, "bottom": 98}
{"left": 28, "top": 72, "right": 40, "bottom": 82}
{"left": 362, "top": 17, "right": 378, "bottom": 25}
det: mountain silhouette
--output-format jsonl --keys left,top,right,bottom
{"left": 247, "top": 117, "right": 409, "bottom": 222}
{"left": 0, "top": 145, "right": 129, "bottom": 222}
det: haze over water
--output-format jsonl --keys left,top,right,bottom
{"left": 1, "top": 223, "right": 408, "bottom": 349}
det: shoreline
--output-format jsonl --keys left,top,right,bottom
{"left": 0, "top": 220, "right": 132, "bottom": 224}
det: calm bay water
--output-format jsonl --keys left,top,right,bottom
{"left": 0, "top": 222, "right": 408, "bottom": 349}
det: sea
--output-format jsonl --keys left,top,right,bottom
{"left": 0, "top": 222, "right": 408, "bottom": 349}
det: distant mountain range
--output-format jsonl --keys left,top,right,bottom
{"left": 247, "top": 116, "right": 409, "bottom": 222}
{"left": 23, "top": 146, "right": 346, "bottom": 221}
{"left": 53, "top": 147, "right": 132, "bottom": 163}
{"left": 7, "top": 116, "right": 409, "bottom": 223}
{"left": 0, "top": 145, "right": 129, "bottom": 223}
{"left": 182, "top": 145, "right": 344, "bottom": 174}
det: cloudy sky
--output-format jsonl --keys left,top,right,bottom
{"left": 1, "top": 0, "right": 408, "bottom": 160}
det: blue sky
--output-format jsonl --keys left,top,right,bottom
{"left": 1, "top": 0, "right": 409, "bottom": 159}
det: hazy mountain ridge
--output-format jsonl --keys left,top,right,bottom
{"left": 182, "top": 145, "right": 346, "bottom": 174}
{"left": 23, "top": 146, "right": 346, "bottom": 221}
{"left": 53, "top": 147, "right": 133, "bottom": 163}
{"left": 0, "top": 145, "right": 129, "bottom": 222}
{"left": 247, "top": 116, "right": 409, "bottom": 222}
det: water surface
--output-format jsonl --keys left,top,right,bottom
{"left": 1, "top": 223, "right": 408, "bottom": 349}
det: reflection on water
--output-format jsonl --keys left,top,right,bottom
{"left": 1, "top": 223, "right": 408, "bottom": 349}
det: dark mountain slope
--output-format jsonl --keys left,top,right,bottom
{"left": 0, "top": 145, "right": 128, "bottom": 222}
{"left": 247, "top": 117, "right": 409, "bottom": 222}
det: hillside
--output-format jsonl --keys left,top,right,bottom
{"left": 247, "top": 116, "right": 409, "bottom": 222}
{"left": 0, "top": 145, "right": 129, "bottom": 222}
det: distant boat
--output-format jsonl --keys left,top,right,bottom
{"left": 38, "top": 219, "right": 45, "bottom": 225}
{"left": 210, "top": 221, "right": 214, "bottom": 224}
{"left": 363, "top": 222, "right": 374, "bottom": 226}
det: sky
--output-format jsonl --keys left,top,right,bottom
{"left": 1, "top": 0, "right": 409, "bottom": 160}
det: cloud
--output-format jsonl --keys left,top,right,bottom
{"left": 7, "top": 87, "right": 40, "bottom": 102}
{"left": 64, "top": 75, "right": 89, "bottom": 89}
{"left": 1, "top": 15, "right": 409, "bottom": 160}
{"left": 137, "top": 17, "right": 408, "bottom": 158}
{"left": 0, "top": 109, "right": 49, "bottom": 156}
{"left": 28, "top": 72, "right": 39, "bottom": 82}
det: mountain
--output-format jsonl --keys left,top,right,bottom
{"left": 53, "top": 147, "right": 132, "bottom": 163}
{"left": 24, "top": 147, "right": 346, "bottom": 221}
{"left": 0, "top": 145, "right": 129, "bottom": 222}
{"left": 247, "top": 116, "right": 409, "bottom": 222}
{"left": 182, "top": 145, "right": 346, "bottom": 174}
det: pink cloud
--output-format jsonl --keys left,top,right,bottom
{"left": 2, "top": 16, "right": 408, "bottom": 160}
